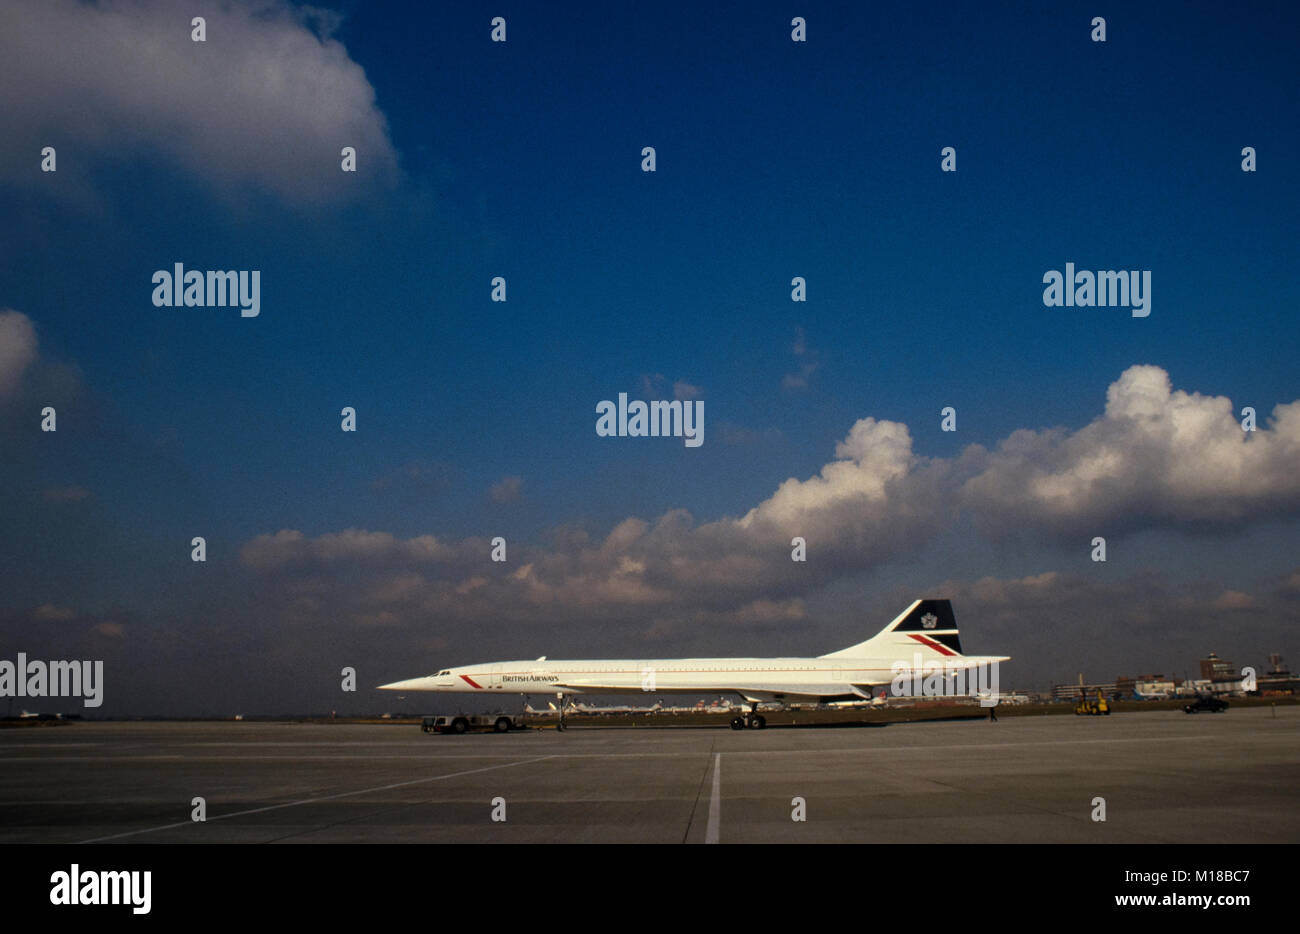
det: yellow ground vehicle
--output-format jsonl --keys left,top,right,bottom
{"left": 1074, "top": 690, "right": 1111, "bottom": 715}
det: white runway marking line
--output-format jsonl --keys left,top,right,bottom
{"left": 75, "top": 754, "right": 556, "bottom": 844}
{"left": 705, "top": 753, "right": 721, "bottom": 844}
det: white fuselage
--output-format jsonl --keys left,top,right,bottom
{"left": 379, "top": 655, "right": 1000, "bottom": 700}
{"left": 378, "top": 599, "right": 1009, "bottom": 706}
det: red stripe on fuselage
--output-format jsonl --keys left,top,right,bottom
{"left": 908, "top": 633, "right": 956, "bottom": 656}
{"left": 460, "top": 674, "right": 484, "bottom": 689}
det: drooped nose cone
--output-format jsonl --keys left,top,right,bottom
{"left": 378, "top": 676, "right": 441, "bottom": 691}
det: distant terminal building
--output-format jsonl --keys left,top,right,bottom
{"left": 1051, "top": 681, "right": 1116, "bottom": 701}
{"left": 1258, "top": 654, "right": 1298, "bottom": 695}
{"left": 1200, "top": 652, "right": 1243, "bottom": 695}
{"left": 1135, "top": 675, "right": 1176, "bottom": 698}
{"left": 1200, "top": 652, "right": 1236, "bottom": 681}
{"left": 1106, "top": 655, "right": 1294, "bottom": 700}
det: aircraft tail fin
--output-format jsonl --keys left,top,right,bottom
{"left": 819, "top": 599, "right": 965, "bottom": 659}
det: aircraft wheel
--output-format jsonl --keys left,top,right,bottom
{"left": 494, "top": 717, "right": 511, "bottom": 733}
{"left": 451, "top": 717, "right": 469, "bottom": 734}
{"left": 750, "top": 714, "right": 766, "bottom": 730}
{"left": 729, "top": 717, "right": 745, "bottom": 731}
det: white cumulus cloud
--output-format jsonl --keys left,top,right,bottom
{"left": 960, "top": 365, "right": 1300, "bottom": 536}
{"left": 0, "top": 0, "right": 398, "bottom": 205}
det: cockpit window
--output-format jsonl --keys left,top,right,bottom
{"left": 434, "top": 669, "right": 451, "bottom": 676}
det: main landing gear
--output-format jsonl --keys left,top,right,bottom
{"left": 729, "top": 702, "right": 767, "bottom": 730}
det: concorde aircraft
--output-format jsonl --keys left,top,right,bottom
{"left": 378, "top": 599, "right": 1009, "bottom": 730}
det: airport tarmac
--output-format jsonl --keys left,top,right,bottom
{"left": 1, "top": 707, "right": 1296, "bottom": 843}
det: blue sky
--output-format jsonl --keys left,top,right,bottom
{"left": 1, "top": 0, "right": 1298, "bottom": 713}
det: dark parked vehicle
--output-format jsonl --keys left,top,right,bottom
{"left": 1183, "top": 695, "right": 1229, "bottom": 714}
